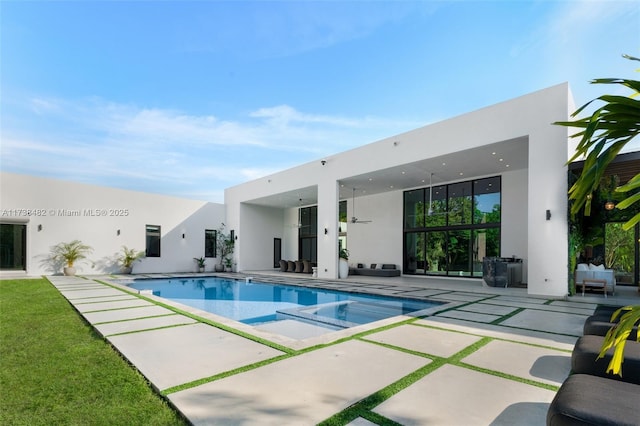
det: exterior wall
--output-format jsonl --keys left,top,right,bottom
{"left": 238, "top": 203, "right": 284, "bottom": 271}
{"left": 0, "top": 172, "right": 225, "bottom": 276}
{"left": 501, "top": 168, "right": 529, "bottom": 282}
{"left": 225, "top": 83, "right": 572, "bottom": 297}
{"left": 346, "top": 191, "right": 403, "bottom": 268}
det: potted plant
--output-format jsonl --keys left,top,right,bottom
{"left": 215, "top": 223, "right": 235, "bottom": 272}
{"left": 194, "top": 257, "right": 206, "bottom": 273}
{"left": 338, "top": 248, "right": 349, "bottom": 279}
{"left": 119, "top": 246, "right": 145, "bottom": 274}
{"left": 224, "top": 256, "right": 233, "bottom": 272}
{"left": 51, "top": 240, "right": 93, "bottom": 276}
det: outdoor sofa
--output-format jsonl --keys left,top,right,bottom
{"left": 349, "top": 263, "right": 401, "bottom": 277}
{"left": 547, "top": 305, "right": 640, "bottom": 425}
{"left": 278, "top": 259, "right": 314, "bottom": 274}
{"left": 574, "top": 263, "right": 616, "bottom": 296}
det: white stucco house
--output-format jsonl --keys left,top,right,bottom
{"left": 0, "top": 83, "right": 575, "bottom": 297}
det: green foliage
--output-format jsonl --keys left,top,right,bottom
{"left": 339, "top": 248, "right": 349, "bottom": 260}
{"left": 119, "top": 245, "right": 145, "bottom": 268}
{"left": 598, "top": 305, "right": 640, "bottom": 376}
{"left": 604, "top": 223, "right": 635, "bottom": 271}
{"left": 558, "top": 55, "right": 640, "bottom": 376}
{"left": 216, "top": 223, "right": 235, "bottom": 265}
{"left": 193, "top": 257, "right": 206, "bottom": 267}
{"left": 50, "top": 240, "right": 93, "bottom": 268}
{"left": 555, "top": 55, "right": 640, "bottom": 231}
{"left": 0, "top": 279, "right": 186, "bottom": 425}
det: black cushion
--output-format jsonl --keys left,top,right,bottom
{"left": 381, "top": 264, "right": 396, "bottom": 269}
{"left": 370, "top": 264, "right": 376, "bottom": 269}
{"left": 547, "top": 374, "right": 640, "bottom": 425}
{"left": 583, "top": 315, "right": 638, "bottom": 341}
{"left": 572, "top": 335, "right": 640, "bottom": 385}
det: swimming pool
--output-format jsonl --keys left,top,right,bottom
{"left": 125, "top": 277, "right": 443, "bottom": 331}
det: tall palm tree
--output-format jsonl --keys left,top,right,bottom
{"left": 555, "top": 55, "right": 640, "bottom": 376}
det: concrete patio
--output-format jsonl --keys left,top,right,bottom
{"left": 46, "top": 273, "right": 638, "bottom": 425}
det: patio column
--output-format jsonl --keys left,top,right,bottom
{"left": 316, "top": 180, "right": 340, "bottom": 279}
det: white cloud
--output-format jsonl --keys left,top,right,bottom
{"left": 2, "top": 96, "right": 420, "bottom": 202}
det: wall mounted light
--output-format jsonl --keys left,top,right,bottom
{"left": 321, "top": 159, "right": 327, "bottom": 166}
{"left": 37, "top": 224, "right": 43, "bottom": 231}
{"left": 324, "top": 228, "right": 328, "bottom": 235}
{"left": 117, "top": 229, "right": 121, "bottom": 236}
{"left": 182, "top": 233, "right": 185, "bottom": 239}
{"left": 546, "top": 210, "right": 551, "bottom": 221}
{"left": 604, "top": 201, "right": 615, "bottom": 211}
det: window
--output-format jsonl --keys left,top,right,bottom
{"left": 403, "top": 176, "right": 501, "bottom": 277}
{"left": 145, "top": 225, "right": 161, "bottom": 257}
{"left": 205, "top": 229, "right": 216, "bottom": 258}
{"left": 0, "top": 223, "right": 26, "bottom": 270}
{"left": 299, "top": 205, "right": 317, "bottom": 262}
{"left": 474, "top": 177, "right": 501, "bottom": 224}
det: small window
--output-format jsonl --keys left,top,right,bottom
{"left": 205, "top": 229, "right": 216, "bottom": 258}
{"left": 145, "top": 225, "right": 161, "bottom": 257}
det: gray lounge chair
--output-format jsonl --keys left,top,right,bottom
{"left": 571, "top": 335, "right": 640, "bottom": 385}
{"left": 547, "top": 374, "right": 640, "bottom": 425}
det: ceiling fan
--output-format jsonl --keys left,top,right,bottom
{"left": 350, "top": 188, "right": 372, "bottom": 224}
{"left": 289, "top": 198, "right": 311, "bottom": 228}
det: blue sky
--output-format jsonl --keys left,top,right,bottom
{"left": 1, "top": 0, "right": 638, "bottom": 202}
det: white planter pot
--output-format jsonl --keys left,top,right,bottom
{"left": 339, "top": 258, "right": 349, "bottom": 279}
{"left": 121, "top": 266, "right": 133, "bottom": 275}
{"left": 63, "top": 266, "right": 76, "bottom": 276}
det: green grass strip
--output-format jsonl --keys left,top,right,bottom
{"left": 453, "top": 361, "right": 559, "bottom": 392}
{"left": 318, "top": 359, "right": 448, "bottom": 425}
{"left": 161, "top": 353, "right": 292, "bottom": 395}
{"left": 0, "top": 279, "right": 187, "bottom": 425}
{"left": 491, "top": 307, "right": 525, "bottom": 324}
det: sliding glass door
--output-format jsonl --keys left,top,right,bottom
{"left": 403, "top": 176, "right": 501, "bottom": 277}
{"left": 0, "top": 223, "right": 27, "bottom": 270}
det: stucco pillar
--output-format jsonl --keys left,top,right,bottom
{"left": 316, "top": 180, "right": 340, "bottom": 279}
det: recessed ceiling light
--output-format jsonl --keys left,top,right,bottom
{"left": 442, "top": 162, "right": 446, "bottom": 166}
{"left": 390, "top": 185, "right": 394, "bottom": 189}
{"left": 368, "top": 178, "right": 373, "bottom": 181}
{"left": 421, "top": 179, "right": 425, "bottom": 183}
{"left": 499, "top": 158, "right": 503, "bottom": 162}
{"left": 459, "top": 172, "right": 464, "bottom": 176}
{"left": 492, "top": 152, "right": 496, "bottom": 155}
{"left": 506, "top": 164, "right": 510, "bottom": 168}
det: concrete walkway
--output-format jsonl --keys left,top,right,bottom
{"left": 46, "top": 273, "right": 637, "bottom": 425}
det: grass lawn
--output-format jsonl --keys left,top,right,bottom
{"left": 0, "top": 278, "right": 187, "bottom": 425}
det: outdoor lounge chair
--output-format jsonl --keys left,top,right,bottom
{"left": 546, "top": 374, "right": 640, "bottom": 425}
{"left": 279, "top": 260, "right": 288, "bottom": 272}
{"left": 571, "top": 335, "right": 640, "bottom": 385}
{"left": 583, "top": 314, "right": 638, "bottom": 340}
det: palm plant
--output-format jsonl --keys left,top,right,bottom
{"left": 119, "top": 246, "right": 145, "bottom": 273}
{"left": 555, "top": 54, "right": 640, "bottom": 231}
{"left": 51, "top": 240, "right": 93, "bottom": 275}
{"left": 555, "top": 55, "right": 639, "bottom": 376}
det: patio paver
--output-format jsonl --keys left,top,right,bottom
{"left": 461, "top": 340, "right": 571, "bottom": 386}
{"left": 168, "top": 340, "right": 430, "bottom": 425}
{"left": 94, "top": 314, "right": 198, "bottom": 336}
{"left": 107, "top": 322, "right": 285, "bottom": 390}
{"left": 373, "top": 364, "right": 556, "bottom": 425}
{"left": 363, "top": 324, "right": 482, "bottom": 357}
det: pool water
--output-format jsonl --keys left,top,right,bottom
{"left": 125, "top": 277, "right": 443, "bottom": 331}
